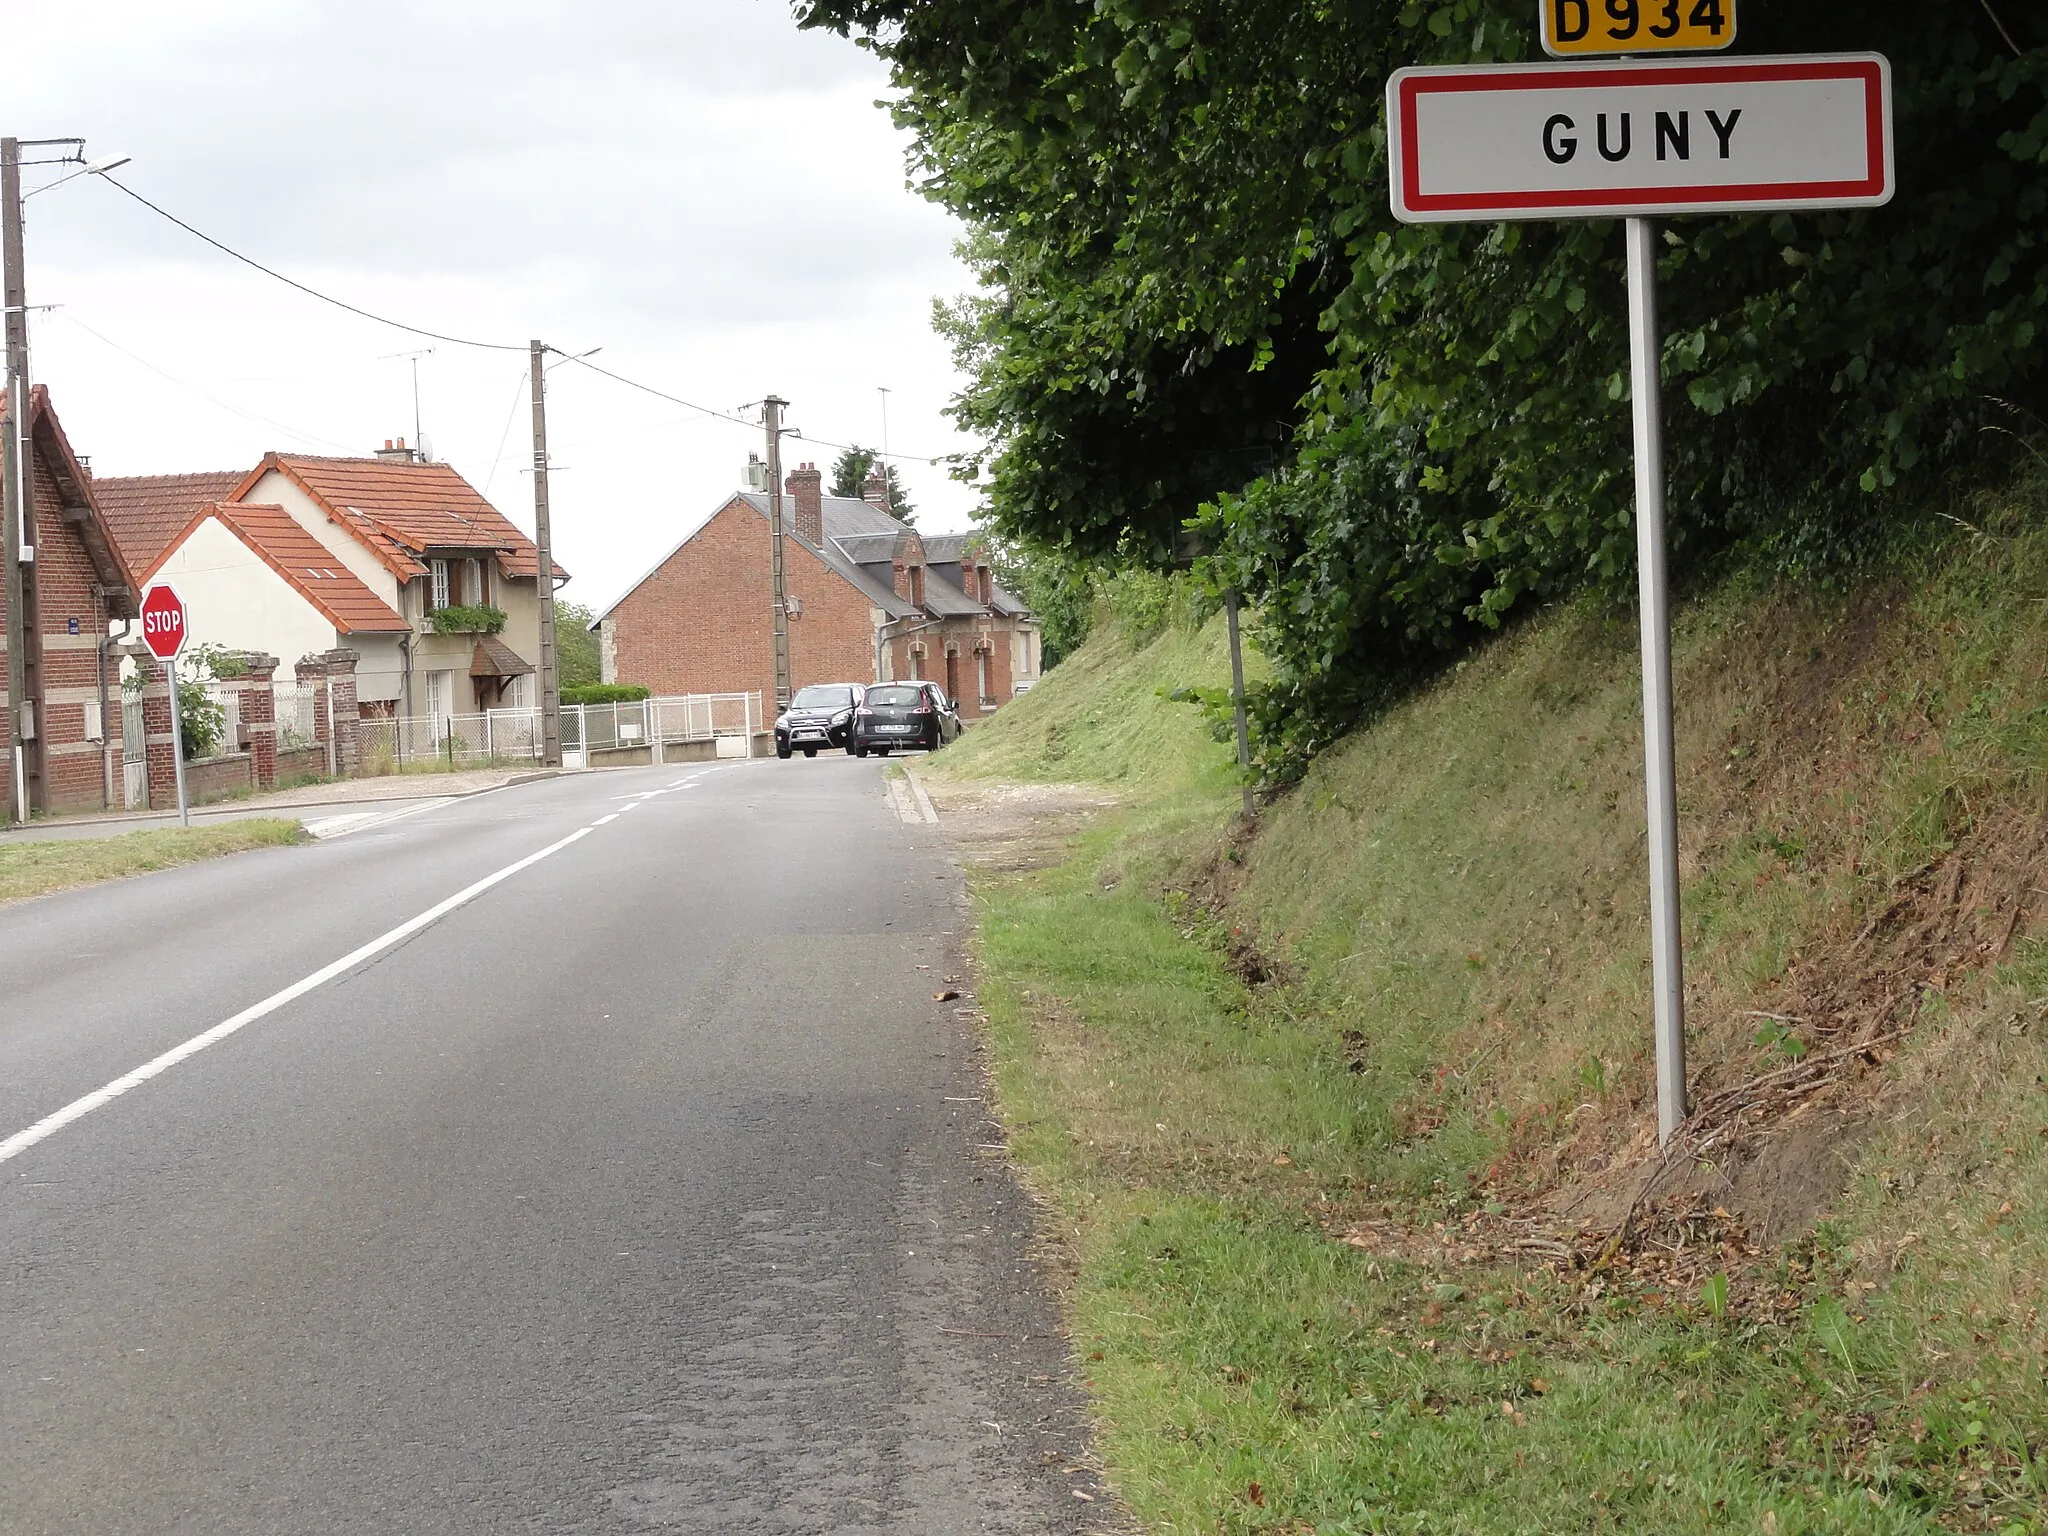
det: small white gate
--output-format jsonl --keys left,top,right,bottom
{"left": 122, "top": 696, "right": 147, "bottom": 808}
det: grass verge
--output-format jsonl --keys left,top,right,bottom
{"left": 0, "top": 819, "right": 304, "bottom": 906}
{"left": 943, "top": 485, "right": 2048, "bottom": 1532}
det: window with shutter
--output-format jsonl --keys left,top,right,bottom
{"left": 430, "top": 559, "right": 450, "bottom": 611}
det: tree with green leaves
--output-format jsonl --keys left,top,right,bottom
{"left": 828, "top": 445, "right": 915, "bottom": 525}
{"left": 554, "top": 600, "right": 602, "bottom": 690}
{"left": 800, "top": 0, "right": 2048, "bottom": 777}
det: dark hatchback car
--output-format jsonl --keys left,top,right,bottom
{"left": 850, "top": 682, "right": 961, "bottom": 756}
{"left": 775, "top": 683, "right": 864, "bottom": 758}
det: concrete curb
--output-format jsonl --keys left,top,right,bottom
{"left": 901, "top": 768, "right": 941, "bottom": 825}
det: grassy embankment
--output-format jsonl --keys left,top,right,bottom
{"left": 928, "top": 483, "right": 2048, "bottom": 1533}
{"left": 0, "top": 820, "right": 302, "bottom": 906}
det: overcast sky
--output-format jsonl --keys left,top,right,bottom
{"left": 15, "top": 0, "right": 981, "bottom": 612}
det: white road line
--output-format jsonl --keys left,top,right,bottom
{"left": 592, "top": 813, "right": 619, "bottom": 825}
{"left": 303, "top": 797, "right": 456, "bottom": 841}
{"left": 0, "top": 824, "right": 595, "bottom": 1169}
{"left": 618, "top": 802, "right": 642, "bottom": 813}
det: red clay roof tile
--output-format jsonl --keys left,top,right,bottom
{"left": 91, "top": 470, "right": 246, "bottom": 575}
{"left": 234, "top": 454, "right": 557, "bottom": 582}
{"left": 147, "top": 501, "right": 409, "bottom": 635}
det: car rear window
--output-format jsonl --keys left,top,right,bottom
{"left": 865, "top": 686, "right": 923, "bottom": 706}
{"left": 791, "top": 686, "right": 853, "bottom": 709}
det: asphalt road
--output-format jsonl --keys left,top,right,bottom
{"left": 0, "top": 761, "right": 1105, "bottom": 1534}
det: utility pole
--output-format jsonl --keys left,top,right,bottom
{"left": 3, "top": 137, "right": 30, "bottom": 825}
{"left": 764, "top": 395, "right": 792, "bottom": 711}
{"left": 529, "top": 340, "right": 563, "bottom": 768}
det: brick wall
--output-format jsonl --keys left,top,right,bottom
{"left": 608, "top": 497, "right": 877, "bottom": 703}
{"left": 0, "top": 432, "right": 122, "bottom": 818}
{"left": 184, "top": 752, "right": 254, "bottom": 806}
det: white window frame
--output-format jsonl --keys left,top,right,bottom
{"left": 430, "top": 558, "right": 450, "bottom": 611}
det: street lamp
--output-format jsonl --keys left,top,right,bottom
{"left": 22, "top": 154, "right": 132, "bottom": 201}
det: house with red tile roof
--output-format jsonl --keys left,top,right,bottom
{"left": 91, "top": 470, "right": 246, "bottom": 577}
{"left": 141, "top": 501, "right": 410, "bottom": 682}
{"left": 226, "top": 442, "right": 555, "bottom": 724}
{"left": 1, "top": 388, "right": 140, "bottom": 818}
{"left": 99, "top": 439, "right": 557, "bottom": 730}
{"left": 594, "top": 462, "right": 1040, "bottom": 717}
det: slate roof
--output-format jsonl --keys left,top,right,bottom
{"left": 147, "top": 501, "right": 408, "bottom": 635}
{"left": 735, "top": 492, "right": 918, "bottom": 620}
{"left": 91, "top": 470, "right": 245, "bottom": 576}
{"left": 233, "top": 453, "right": 555, "bottom": 581}
{"left": 595, "top": 486, "right": 1035, "bottom": 631}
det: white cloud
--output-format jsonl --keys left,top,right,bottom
{"left": 16, "top": 0, "right": 984, "bottom": 612}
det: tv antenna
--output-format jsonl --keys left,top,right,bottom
{"left": 380, "top": 348, "right": 433, "bottom": 458}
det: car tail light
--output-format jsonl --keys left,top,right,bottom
{"left": 856, "top": 707, "right": 872, "bottom": 718}
{"left": 912, "top": 702, "right": 932, "bottom": 715}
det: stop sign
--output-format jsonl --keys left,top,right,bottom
{"left": 138, "top": 583, "right": 188, "bottom": 662}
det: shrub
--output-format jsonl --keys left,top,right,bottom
{"left": 429, "top": 604, "right": 507, "bottom": 635}
{"left": 561, "top": 683, "right": 650, "bottom": 705}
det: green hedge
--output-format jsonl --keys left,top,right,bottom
{"left": 561, "top": 683, "right": 650, "bottom": 705}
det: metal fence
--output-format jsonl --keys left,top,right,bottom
{"left": 352, "top": 693, "right": 762, "bottom": 775}
{"left": 275, "top": 683, "right": 320, "bottom": 751}
{"left": 203, "top": 683, "right": 243, "bottom": 758}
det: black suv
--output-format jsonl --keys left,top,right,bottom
{"left": 774, "top": 683, "right": 864, "bottom": 758}
{"left": 850, "top": 682, "right": 961, "bottom": 756}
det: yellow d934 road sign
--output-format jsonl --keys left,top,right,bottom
{"left": 1542, "top": 0, "right": 1735, "bottom": 56}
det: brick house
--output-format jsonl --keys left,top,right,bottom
{"left": 0, "top": 387, "right": 140, "bottom": 817}
{"left": 594, "top": 464, "right": 1040, "bottom": 716}
{"left": 98, "top": 440, "right": 557, "bottom": 730}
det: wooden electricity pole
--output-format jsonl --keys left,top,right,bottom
{"left": 764, "top": 395, "right": 792, "bottom": 711}
{"left": 3, "top": 138, "right": 30, "bottom": 824}
{"left": 529, "top": 340, "right": 563, "bottom": 768}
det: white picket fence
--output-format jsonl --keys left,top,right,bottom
{"left": 354, "top": 693, "right": 762, "bottom": 772}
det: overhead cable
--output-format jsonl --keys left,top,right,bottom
{"left": 97, "top": 174, "right": 528, "bottom": 353}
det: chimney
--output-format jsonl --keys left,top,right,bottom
{"left": 863, "top": 465, "right": 892, "bottom": 515}
{"left": 787, "top": 461, "right": 823, "bottom": 547}
{"left": 375, "top": 437, "right": 417, "bottom": 464}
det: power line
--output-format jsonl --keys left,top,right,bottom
{"left": 481, "top": 365, "right": 530, "bottom": 499}
{"left": 96, "top": 174, "right": 527, "bottom": 353}
{"left": 554, "top": 354, "right": 949, "bottom": 464}
{"left": 90, "top": 174, "right": 959, "bottom": 467}
{"left": 553, "top": 352, "right": 760, "bottom": 431}
{"left": 57, "top": 311, "right": 357, "bottom": 453}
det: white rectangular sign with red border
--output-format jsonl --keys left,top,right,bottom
{"left": 1388, "top": 53, "right": 1892, "bottom": 223}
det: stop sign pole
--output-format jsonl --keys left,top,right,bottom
{"left": 139, "top": 583, "right": 190, "bottom": 827}
{"left": 1388, "top": 52, "right": 1894, "bottom": 1142}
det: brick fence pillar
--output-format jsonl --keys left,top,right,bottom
{"left": 232, "top": 652, "right": 281, "bottom": 791}
{"left": 324, "top": 648, "right": 362, "bottom": 777}
{"left": 132, "top": 649, "right": 179, "bottom": 810}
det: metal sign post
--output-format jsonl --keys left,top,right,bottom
{"left": 138, "top": 582, "right": 190, "bottom": 828}
{"left": 1625, "top": 215, "right": 1686, "bottom": 1140}
{"left": 1388, "top": 48, "right": 1894, "bottom": 1142}
{"left": 165, "top": 654, "right": 190, "bottom": 828}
